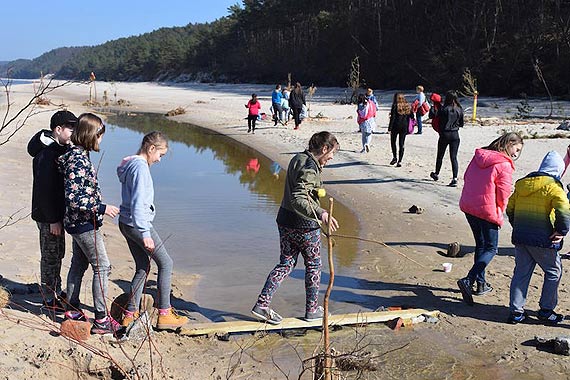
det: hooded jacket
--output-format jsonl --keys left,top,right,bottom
{"left": 276, "top": 150, "right": 324, "bottom": 229}
{"left": 57, "top": 146, "right": 106, "bottom": 234}
{"left": 27, "top": 129, "right": 69, "bottom": 223}
{"left": 506, "top": 151, "right": 570, "bottom": 249}
{"left": 117, "top": 155, "right": 155, "bottom": 238}
{"left": 459, "top": 148, "right": 515, "bottom": 226}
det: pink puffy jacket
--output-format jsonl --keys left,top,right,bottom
{"left": 459, "top": 148, "right": 515, "bottom": 226}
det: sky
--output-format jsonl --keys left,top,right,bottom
{"left": 0, "top": 0, "right": 239, "bottom": 61}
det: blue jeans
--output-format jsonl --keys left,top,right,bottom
{"left": 509, "top": 244, "right": 562, "bottom": 313}
{"left": 119, "top": 222, "right": 173, "bottom": 311}
{"left": 67, "top": 229, "right": 111, "bottom": 320}
{"left": 465, "top": 213, "right": 499, "bottom": 284}
{"left": 416, "top": 111, "right": 423, "bottom": 133}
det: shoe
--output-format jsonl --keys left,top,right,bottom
{"left": 64, "top": 309, "right": 88, "bottom": 322}
{"left": 448, "top": 179, "right": 458, "bottom": 187}
{"left": 537, "top": 309, "right": 565, "bottom": 325}
{"left": 251, "top": 304, "right": 283, "bottom": 325}
{"left": 121, "top": 311, "right": 140, "bottom": 327}
{"left": 474, "top": 282, "right": 493, "bottom": 296}
{"left": 360, "top": 148, "right": 366, "bottom": 153}
{"left": 252, "top": 130, "right": 255, "bottom": 134}
{"left": 390, "top": 158, "right": 397, "bottom": 165}
{"left": 294, "top": 126, "right": 299, "bottom": 130}
{"left": 457, "top": 278, "right": 474, "bottom": 305}
{"left": 415, "top": 132, "right": 422, "bottom": 135}
{"left": 507, "top": 311, "right": 528, "bottom": 324}
{"left": 91, "top": 316, "right": 126, "bottom": 336}
{"left": 247, "top": 128, "right": 251, "bottom": 133}
{"left": 365, "top": 144, "right": 370, "bottom": 153}
{"left": 304, "top": 306, "right": 330, "bottom": 322}
{"left": 430, "top": 172, "right": 439, "bottom": 181}
{"left": 156, "top": 308, "right": 189, "bottom": 330}
{"left": 396, "top": 162, "right": 402, "bottom": 167}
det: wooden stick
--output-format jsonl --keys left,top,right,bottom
{"left": 323, "top": 197, "right": 334, "bottom": 380}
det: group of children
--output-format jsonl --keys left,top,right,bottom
{"left": 29, "top": 110, "right": 188, "bottom": 336}
{"left": 457, "top": 131, "right": 570, "bottom": 325}
{"left": 245, "top": 83, "right": 308, "bottom": 133}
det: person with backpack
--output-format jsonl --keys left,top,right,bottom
{"left": 429, "top": 91, "right": 464, "bottom": 187}
{"left": 506, "top": 151, "right": 570, "bottom": 325}
{"left": 356, "top": 93, "right": 377, "bottom": 153}
{"left": 411, "top": 85, "right": 429, "bottom": 134}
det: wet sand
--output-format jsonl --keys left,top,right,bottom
{"left": 1, "top": 80, "right": 570, "bottom": 378}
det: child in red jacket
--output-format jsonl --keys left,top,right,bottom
{"left": 245, "top": 93, "right": 261, "bottom": 134}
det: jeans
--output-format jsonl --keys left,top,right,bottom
{"left": 256, "top": 225, "right": 322, "bottom": 313}
{"left": 416, "top": 111, "right": 423, "bottom": 133}
{"left": 272, "top": 102, "right": 283, "bottom": 124}
{"left": 465, "top": 213, "right": 499, "bottom": 284}
{"left": 67, "top": 229, "right": 111, "bottom": 320}
{"left": 435, "top": 131, "right": 460, "bottom": 179}
{"left": 510, "top": 244, "right": 562, "bottom": 313}
{"left": 361, "top": 131, "right": 372, "bottom": 150}
{"left": 119, "top": 222, "right": 173, "bottom": 311}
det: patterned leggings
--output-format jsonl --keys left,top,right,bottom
{"left": 256, "top": 225, "right": 322, "bottom": 313}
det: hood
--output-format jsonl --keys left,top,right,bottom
{"left": 430, "top": 93, "right": 442, "bottom": 104}
{"left": 472, "top": 148, "right": 514, "bottom": 170}
{"left": 117, "top": 155, "right": 146, "bottom": 183}
{"left": 538, "top": 151, "right": 565, "bottom": 180}
{"left": 27, "top": 129, "right": 56, "bottom": 157}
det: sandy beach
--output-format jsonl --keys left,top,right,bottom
{"left": 1, "top": 80, "right": 570, "bottom": 379}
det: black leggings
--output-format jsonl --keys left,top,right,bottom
{"left": 390, "top": 129, "right": 407, "bottom": 162}
{"left": 435, "top": 131, "right": 460, "bottom": 178}
{"left": 247, "top": 115, "right": 257, "bottom": 131}
{"left": 291, "top": 107, "right": 302, "bottom": 127}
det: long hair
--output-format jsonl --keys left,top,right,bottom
{"left": 308, "top": 131, "right": 339, "bottom": 154}
{"left": 443, "top": 91, "right": 462, "bottom": 108}
{"left": 484, "top": 132, "right": 524, "bottom": 159}
{"left": 71, "top": 113, "right": 105, "bottom": 152}
{"left": 137, "top": 131, "right": 169, "bottom": 155}
{"left": 357, "top": 94, "right": 367, "bottom": 106}
{"left": 392, "top": 93, "right": 411, "bottom": 115}
{"left": 293, "top": 82, "right": 302, "bottom": 95}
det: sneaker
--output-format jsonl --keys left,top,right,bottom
{"left": 64, "top": 310, "right": 88, "bottom": 322}
{"left": 537, "top": 309, "right": 565, "bottom": 325}
{"left": 156, "top": 308, "right": 189, "bottom": 330}
{"left": 304, "top": 306, "right": 329, "bottom": 322}
{"left": 121, "top": 311, "right": 140, "bottom": 327}
{"left": 294, "top": 126, "right": 299, "bottom": 130}
{"left": 390, "top": 158, "right": 397, "bottom": 165}
{"left": 365, "top": 144, "right": 370, "bottom": 153}
{"left": 247, "top": 128, "right": 251, "bottom": 133}
{"left": 430, "top": 172, "right": 439, "bottom": 181}
{"left": 507, "top": 311, "right": 528, "bottom": 324}
{"left": 91, "top": 316, "right": 126, "bottom": 337}
{"left": 474, "top": 282, "right": 493, "bottom": 296}
{"left": 396, "top": 162, "right": 402, "bottom": 167}
{"left": 457, "top": 278, "right": 474, "bottom": 306}
{"left": 360, "top": 148, "right": 366, "bottom": 153}
{"left": 448, "top": 179, "right": 458, "bottom": 187}
{"left": 251, "top": 304, "right": 283, "bottom": 325}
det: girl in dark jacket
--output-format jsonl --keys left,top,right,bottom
{"left": 388, "top": 93, "right": 413, "bottom": 166}
{"left": 289, "top": 82, "right": 306, "bottom": 130}
{"left": 430, "top": 91, "right": 464, "bottom": 187}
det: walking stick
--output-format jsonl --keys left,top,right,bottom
{"left": 323, "top": 197, "right": 334, "bottom": 380}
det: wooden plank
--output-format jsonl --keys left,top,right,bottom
{"left": 179, "top": 308, "right": 439, "bottom": 337}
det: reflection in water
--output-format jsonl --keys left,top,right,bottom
{"left": 99, "top": 113, "right": 360, "bottom": 320}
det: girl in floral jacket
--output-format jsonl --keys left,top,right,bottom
{"left": 58, "top": 113, "right": 122, "bottom": 336}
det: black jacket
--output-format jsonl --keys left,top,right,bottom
{"left": 439, "top": 105, "right": 464, "bottom": 132}
{"left": 28, "top": 130, "right": 69, "bottom": 223}
{"left": 388, "top": 105, "right": 412, "bottom": 133}
{"left": 289, "top": 90, "right": 306, "bottom": 109}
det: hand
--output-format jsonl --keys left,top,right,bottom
{"left": 49, "top": 222, "right": 63, "bottom": 236}
{"left": 550, "top": 231, "right": 564, "bottom": 244}
{"left": 143, "top": 237, "right": 155, "bottom": 252}
{"left": 321, "top": 212, "right": 339, "bottom": 232}
{"left": 104, "top": 205, "right": 119, "bottom": 218}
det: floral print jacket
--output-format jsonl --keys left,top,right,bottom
{"left": 58, "top": 146, "right": 106, "bottom": 234}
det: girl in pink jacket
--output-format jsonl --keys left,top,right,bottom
{"left": 456, "top": 132, "right": 524, "bottom": 305}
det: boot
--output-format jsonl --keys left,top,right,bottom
{"left": 122, "top": 311, "right": 140, "bottom": 327}
{"left": 156, "top": 308, "right": 188, "bottom": 330}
